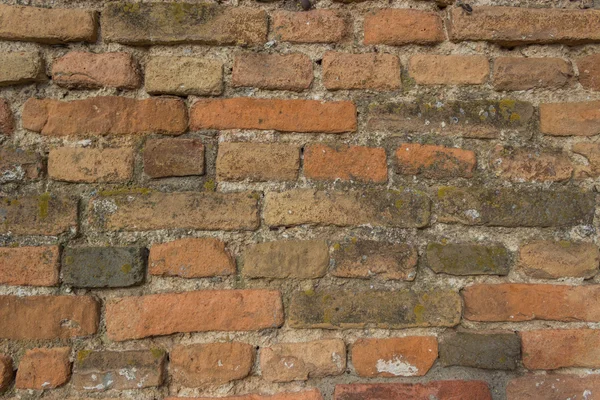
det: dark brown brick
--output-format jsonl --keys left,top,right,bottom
{"left": 440, "top": 332, "right": 520, "bottom": 370}
{"left": 144, "top": 138, "right": 204, "bottom": 178}
{"left": 0, "top": 146, "right": 42, "bottom": 183}
{"left": 0, "top": 194, "right": 78, "bottom": 235}
{"left": 426, "top": 243, "right": 510, "bottom": 276}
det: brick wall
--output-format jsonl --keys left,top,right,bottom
{"left": 0, "top": 0, "right": 599, "bottom": 399}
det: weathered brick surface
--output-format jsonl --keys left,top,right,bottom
{"left": 322, "top": 52, "right": 401, "bottom": 90}
{"left": 216, "top": 142, "right": 300, "bottom": 181}
{"left": 106, "top": 290, "right": 283, "bottom": 340}
{"left": 304, "top": 144, "right": 387, "bottom": 183}
{"left": 464, "top": 284, "right": 600, "bottom": 322}
{"left": 0, "top": 355, "right": 12, "bottom": 392}
{"left": 149, "top": 238, "right": 235, "bottom": 278}
{"left": 426, "top": 243, "right": 510, "bottom": 276}
{"left": 364, "top": 9, "right": 444, "bottom": 45}
{"left": 48, "top": 147, "right": 134, "bottom": 183}
{"left": 271, "top": 10, "right": 347, "bottom": 43}
{"left": 145, "top": 56, "right": 223, "bottom": 96}
{"left": 521, "top": 329, "right": 600, "bottom": 370}
{"left": 540, "top": 101, "right": 600, "bottom": 136}
{"left": 170, "top": 342, "right": 253, "bottom": 387}
{"left": 0, "top": 147, "right": 42, "bottom": 183}
{"left": 52, "top": 52, "right": 140, "bottom": 89}
{"left": 507, "top": 374, "right": 600, "bottom": 399}
{"left": 232, "top": 53, "right": 313, "bottom": 91}
{"left": 493, "top": 57, "right": 573, "bottom": 90}
{"left": 577, "top": 53, "right": 600, "bottom": 91}
{"left": 352, "top": 337, "right": 437, "bottom": 377}
{"left": 573, "top": 142, "right": 600, "bottom": 178}
{"left": 519, "top": 241, "right": 599, "bottom": 279}
{"left": 143, "top": 138, "right": 205, "bottom": 178}
{"left": 243, "top": 240, "right": 329, "bottom": 279}
{"left": 15, "top": 347, "right": 71, "bottom": 390}
{"left": 440, "top": 332, "right": 520, "bottom": 370}
{"left": 335, "top": 381, "right": 493, "bottom": 400}
{"left": 260, "top": 339, "right": 345, "bottom": 382}
{"left": 0, "top": 99, "right": 13, "bottom": 135}
{"left": 0, "top": 194, "right": 78, "bottom": 235}
{"left": 289, "top": 289, "right": 461, "bottom": 329}
{"left": 0, "top": 246, "right": 59, "bottom": 286}
{"left": 102, "top": 3, "right": 267, "bottom": 45}
{"left": 395, "top": 143, "right": 476, "bottom": 178}
{"left": 167, "top": 390, "right": 324, "bottom": 400}
{"left": 190, "top": 98, "right": 356, "bottom": 133}
{"left": 73, "top": 350, "right": 166, "bottom": 391}
{"left": 409, "top": 55, "right": 489, "bottom": 85}
{"left": 489, "top": 145, "right": 573, "bottom": 182}
{"left": 0, "top": 295, "right": 99, "bottom": 339}
{"left": 0, "top": 52, "right": 45, "bottom": 86}
{"left": 23, "top": 96, "right": 188, "bottom": 137}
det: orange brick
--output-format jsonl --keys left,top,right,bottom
{"left": 364, "top": 9, "right": 444, "bottom": 45}
{"left": 48, "top": 147, "right": 134, "bottom": 183}
{"left": 519, "top": 241, "right": 599, "bottom": 279}
{"left": 578, "top": 53, "right": 600, "bottom": 91}
{"left": 489, "top": 145, "right": 573, "bottom": 182}
{"left": 52, "top": 52, "right": 140, "bottom": 89}
{"left": 272, "top": 10, "right": 347, "bottom": 43}
{"left": 409, "top": 55, "right": 489, "bottom": 85}
{"left": 304, "top": 144, "right": 387, "bottom": 183}
{"left": 335, "top": 381, "right": 492, "bottom": 400}
{"left": 540, "top": 101, "right": 600, "bottom": 136}
{"left": 323, "top": 52, "right": 400, "bottom": 90}
{"left": 493, "top": 57, "right": 573, "bottom": 90}
{"left": 217, "top": 142, "right": 300, "bottom": 181}
{"left": 507, "top": 374, "right": 600, "bottom": 399}
{"left": 0, "top": 246, "right": 59, "bottom": 286}
{"left": 521, "top": 329, "right": 600, "bottom": 370}
{"left": 395, "top": 143, "right": 476, "bottom": 178}
{"left": 15, "top": 348, "right": 70, "bottom": 390}
{"left": 232, "top": 53, "right": 313, "bottom": 91}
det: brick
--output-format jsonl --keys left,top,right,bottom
{"left": 271, "top": 10, "right": 347, "bottom": 43}
{"left": 0, "top": 246, "right": 59, "bottom": 286}
{"left": 145, "top": 56, "right": 223, "bottom": 96}
{"left": 103, "top": 3, "right": 266, "bottom": 45}
{"left": 409, "top": 55, "right": 489, "bottom": 85}
{"left": 166, "top": 390, "right": 324, "bottom": 400}
{"left": 264, "top": 189, "right": 430, "bottom": 228}
{"left": 92, "top": 191, "right": 259, "bottom": 231}
{"left": 170, "top": 343, "right": 253, "bottom": 387}
{"left": 449, "top": 6, "right": 600, "bottom": 46}
{"left": 493, "top": 57, "right": 573, "bottom": 90}
{"left": 489, "top": 145, "right": 573, "bottom": 182}
{"left": 464, "top": 284, "right": 600, "bottom": 322}
{"left": 0, "top": 52, "right": 45, "bottom": 86}
{"left": 289, "top": 289, "right": 460, "bottom": 329}
{"left": 190, "top": 98, "right": 356, "bottom": 133}
{"left": 62, "top": 247, "right": 145, "bottom": 288}
{"left": 0, "top": 147, "right": 42, "bottom": 183}
{"left": 541, "top": 101, "right": 600, "bottom": 136}
{"left": 335, "top": 381, "right": 492, "bottom": 400}
{"left": 0, "top": 355, "right": 12, "bottom": 392}
{"left": 440, "top": 332, "right": 520, "bottom": 370}
{"left": 0, "top": 99, "right": 13, "bottom": 135}
{"left": 369, "top": 99, "right": 534, "bottom": 138}
{"left": 23, "top": 96, "right": 187, "bottom": 137}
{"left": 106, "top": 290, "right": 283, "bottom": 341}
{"left": 261, "top": 339, "right": 345, "bottom": 382}
{"left": 507, "top": 374, "right": 600, "bottom": 399}
{"left": 395, "top": 143, "right": 476, "bottom": 179}
{"left": 521, "top": 329, "right": 600, "bottom": 370}
{"left": 149, "top": 238, "right": 235, "bottom": 278}
{"left": 435, "top": 187, "right": 595, "bottom": 227}
{"left": 0, "top": 4, "right": 96, "bottom": 44}
{"left": 426, "top": 243, "right": 510, "bottom": 276}
{"left": 48, "top": 147, "right": 134, "bottom": 183}
{"left": 573, "top": 143, "right": 600, "bottom": 178}
{"left": 244, "top": 240, "right": 328, "bottom": 279}
{"left": 0, "top": 295, "right": 98, "bottom": 340}
{"left": 144, "top": 138, "right": 204, "bottom": 178}
{"left": 0, "top": 194, "right": 78, "bottom": 235}
{"left": 304, "top": 144, "right": 387, "bottom": 183}
{"left": 364, "top": 9, "right": 444, "bottom": 45}
{"left": 15, "top": 348, "right": 70, "bottom": 390}
{"left": 352, "top": 337, "right": 437, "bottom": 377}
{"left": 578, "top": 54, "right": 600, "bottom": 91}
{"left": 73, "top": 350, "right": 166, "bottom": 391}
{"left": 232, "top": 53, "right": 313, "bottom": 91}
{"left": 519, "top": 241, "right": 599, "bottom": 279}
{"left": 217, "top": 142, "right": 300, "bottom": 182}
{"left": 52, "top": 52, "right": 140, "bottom": 89}
{"left": 322, "top": 52, "right": 401, "bottom": 90}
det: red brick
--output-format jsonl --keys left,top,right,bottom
{"left": 519, "top": 241, "right": 599, "bottom": 279}
{"left": 0, "top": 246, "right": 59, "bottom": 286}
{"left": 190, "top": 98, "right": 356, "bottom": 133}
{"left": 322, "top": 52, "right": 401, "bottom": 90}
{"left": 166, "top": 390, "right": 323, "bottom": 400}
{"left": 232, "top": 53, "right": 313, "bottom": 91}
{"left": 0, "top": 147, "right": 42, "bottom": 182}
{"left": 272, "top": 10, "right": 347, "bottom": 43}
{"left": 578, "top": 54, "right": 600, "bottom": 91}
{"left": 260, "top": 339, "right": 345, "bottom": 382}
{"left": 493, "top": 57, "right": 573, "bottom": 90}
{"left": 521, "top": 329, "right": 600, "bottom": 370}
{"left": 48, "top": 147, "right": 134, "bottom": 183}
{"left": 149, "top": 238, "right": 235, "bottom": 278}
{"left": 0, "top": 99, "right": 13, "bottom": 135}
{"left": 52, "top": 52, "right": 140, "bottom": 89}
{"left": 334, "top": 381, "right": 492, "bottom": 400}
{"left": 351, "top": 337, "right": 437, "bottom": 377}
{"left": 573, "top": 142, "right": 600, "bottom": 178}
{"left": 217, "top": 142, "right": 300, "bottom": 182}
{"left": 395, "top": 143, "right": 476, "bottom": 179}
{"left": 0, "top": 355, "right": 12, "bottom": 392}
{"left": 0, "top": 295, "right": 99, "bottom": 340}
{"left": 489, "top": 145, "right": 573, "bottom": 182}
{"left": 507, "top": 374, "right": 600, "bottom": 399}
{"left": 540, "top": 101, "right": 600, "bottom": 136}
{"left": 449, "top": 6, "right": 600, "bottom": 46}
{"left": 106, "top": 290, "right": 283, "bottom": 341}
{"left": 364, "top": 9, "right": 444, "bottom": 45}
{"left": 143, "top": 138, "right": 204, "bottom": 178}
{"left": 464, "top": 284, "right": 600, "bottom": 322}
{"left": 0, "top": 194, "right": 78, "bottom": 235}
{"left": 170, "top": 342, "right": 254, "bottom": 386}
{"left": 23, "top": 96, "right": 187, "bottom": 137}
{"left": 0, "top": 4, "right": 97, "bottom": 44}
{"left": 304, "top": 144, "right": 387, "bottom": 183}
{"left": 15, "top": 347, "right": 70, "bottom": 390}
{"left": 409, "top": 55, "right": 489, "bottom": 85}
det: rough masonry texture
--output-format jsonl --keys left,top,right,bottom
{"left": 1, "top": 0, "right": 600, "bottom": 399}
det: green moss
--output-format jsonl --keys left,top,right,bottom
{"left": 38, "top": 193, "right": 51, "bottom": 219}
{"left": 150, "top": 348, "right": 165, "bottom": 359}
{"left": 204, "top": 179, "right": 216, "bottom": 192}
{"left": 77, "top": 350, "right": 92, "bottom": 364}
{"left": 121, "top": 263, "right": 132, "bottom": 274}
{"left": 99, "top": 187, "right": 152, "bottom": 196}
